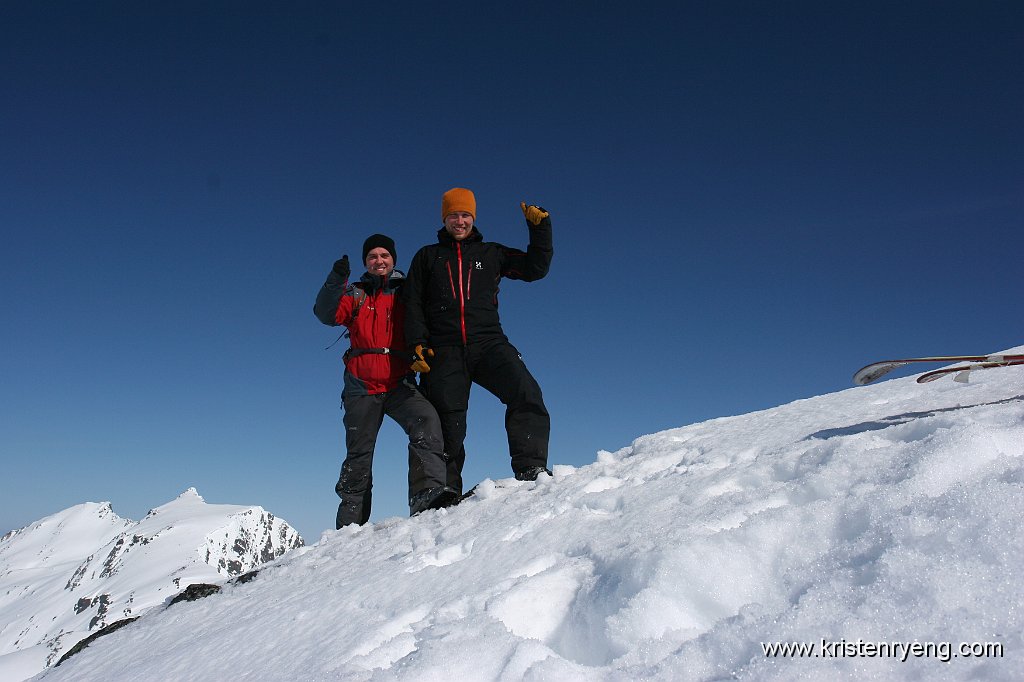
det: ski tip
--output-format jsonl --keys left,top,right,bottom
{"left": 853, "top": 361, "right": 906, "bottom": 386}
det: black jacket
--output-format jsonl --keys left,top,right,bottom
{"left": 403, "top": 218, "right": 553, "bottom": 347}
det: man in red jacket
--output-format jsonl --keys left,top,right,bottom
{"left": 315, "top": 234, "right": 458, "bottom": 528}
{"left": 403, "top": 189, "right": 554, "bottom": 495}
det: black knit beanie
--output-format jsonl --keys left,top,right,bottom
{"left": 362, "top": 233, "right": 396, "bottom": 264}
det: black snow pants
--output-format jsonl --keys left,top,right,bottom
{"left": 336, "top": 377, "right": 446, "bottom": 529}
{"left": 420, "top": 338, "right": 550, "bottom": 494}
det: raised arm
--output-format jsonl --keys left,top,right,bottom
{"left": 501, "top": 203, "right": 553, "bottom": 281}
{"left": 313, "top": 255, "right": 350, "bottom": 326}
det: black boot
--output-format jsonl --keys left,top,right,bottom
{"left": 409, "top": 486, "right": 461, "bottom": 516}
{"left": 514, "top": 466, "right": 552, "bottom": 482}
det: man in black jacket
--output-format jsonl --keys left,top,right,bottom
{"left": 403, "top": 187, "right": 553, "bottom": 494}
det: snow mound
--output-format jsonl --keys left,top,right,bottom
{"left": 21, "top": 351, "right": 1024, "bottom": 680}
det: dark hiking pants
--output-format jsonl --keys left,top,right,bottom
{"left": 421, "top": 339, "right": 550, "bottom": 494}
{"left": 336, "top": 377, "right": 446, "bottom": 529}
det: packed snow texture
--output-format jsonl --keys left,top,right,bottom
{"left": 16, "top": 351, "right": 1024, "bottom": 680}
{"left": 0, "top": 489, "right": 303, "bottom": 681}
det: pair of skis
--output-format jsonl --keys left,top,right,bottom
{"left": 853, "top": 354, "right": 1024, "bottom": 386}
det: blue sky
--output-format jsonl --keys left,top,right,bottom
{"left": 2, "top": 2, "right": 1021, "bottom": 542}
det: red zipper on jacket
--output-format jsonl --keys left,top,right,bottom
{"left": 456, "top": 243, "right": 468, "bottom": 344}
{"left": 382, "top": 274, "right": 392, "bottom": 335}
{"left": 446, "top": 262, "right": 457, "bottom": 298}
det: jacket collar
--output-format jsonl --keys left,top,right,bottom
{"left": 436, "top": 226, "right": 483, "bottom": 246}
{"left": 359, "top": 269, "right": 405, "bottom": 294}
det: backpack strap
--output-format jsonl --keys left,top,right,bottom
{"left": 337, "top": 286, "right": 368, "bottom": 340}
{"left": 324, "top": 286, "right": 371, "bottom": 350}
{"left": 350, "top": 286, "right": 368, "bottom": 322}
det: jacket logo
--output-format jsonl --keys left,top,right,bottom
{"left": 474, "top": 261, "right": 483, "bottom": 270}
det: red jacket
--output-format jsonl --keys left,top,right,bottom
{"left": 315, "top": 270, "right": 412, "bottom": 396}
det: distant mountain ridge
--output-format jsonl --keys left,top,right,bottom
{"left": 0, "top": 488, "right": 303, "bottom": 680}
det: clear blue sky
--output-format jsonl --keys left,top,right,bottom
{"left": 2, "top": 2, "right": 1021, "bottom": 542}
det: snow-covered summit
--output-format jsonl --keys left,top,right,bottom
{"left": 33, "top": 348, "right": 1024, "bottom": 680}
{"left": 0, "top": 490, "right": 303, "bottom": 680}
{"left": 0, "top": 502, "right": 131, "bottom": 572}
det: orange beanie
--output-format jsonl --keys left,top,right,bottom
{"left": 441, "top": 187, "right": 476, "bottom": 220}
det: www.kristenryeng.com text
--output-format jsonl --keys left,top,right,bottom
{"left": 761, "top": 638, "right": 1003, "bottom": 664}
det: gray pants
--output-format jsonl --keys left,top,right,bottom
{"left": 336, "top": 377, "right": 446, "bottom": 528}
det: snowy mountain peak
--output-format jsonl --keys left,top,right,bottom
{"left": 0, "top": 502, "right": 132, "bottom": 571}
{"left": 0, "top": 490, "right": 304, "bottom": 680}
{"left": 177, "top": 487, "right": 203, "bottom": 501}
{"left": 142, "top": 487, "right": 206, "bottom": 520}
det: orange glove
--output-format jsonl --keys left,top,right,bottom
{"left": 520, "top": 202, "right": 549, "bottom": 226}
{"left": 411, "top": 344, "right": 434, "bottom": 373}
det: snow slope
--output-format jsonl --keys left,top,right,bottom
{"left": 0, "top": 489, "right": 303, "bottom": 681}
{"left": 30, "top": 351, "right": 1024, "bottom": 680}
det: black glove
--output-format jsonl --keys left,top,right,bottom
{"left": 332, "top": 255, "right": 350, "bottom": 280}
{"left": 520, "top": 202, "right": 549, "bottom": 226}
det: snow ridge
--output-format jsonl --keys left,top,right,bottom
{"left": 9, "top": 351, "right": 1024, "bottom": 680}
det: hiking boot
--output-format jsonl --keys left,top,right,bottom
{"left": 514, "top": 466, "right": 552, "bottom": 482}
{"left": 409, "top": 486, "right": 461, "bottom": 516}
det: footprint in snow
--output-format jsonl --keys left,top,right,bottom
{"left": 486, "top": 559, "right": 593, "bottom": 643}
